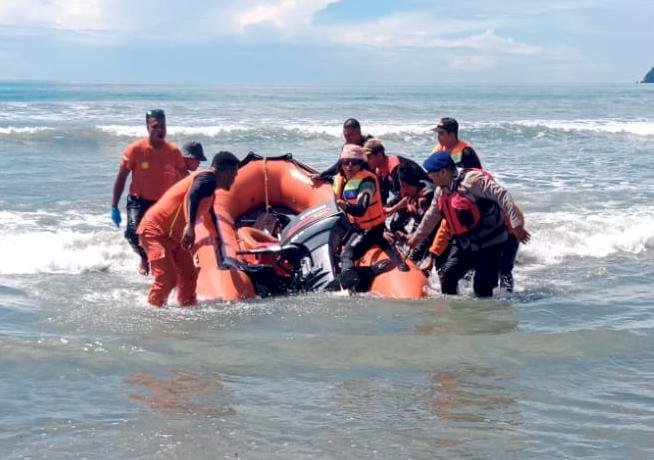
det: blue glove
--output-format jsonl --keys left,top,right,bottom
{"left": 111, "top": 206, "right": 121, "bottom": 228}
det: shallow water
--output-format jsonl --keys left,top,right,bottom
{"left": 1, "top": 82, "right": 653, "bottom": 458}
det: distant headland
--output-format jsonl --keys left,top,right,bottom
{"left": 642, "top": 66, "right": 654, "bottom": 83}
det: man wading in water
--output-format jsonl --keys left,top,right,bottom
{"left": 111, "top": 109, "right": 187, "bottom": 275}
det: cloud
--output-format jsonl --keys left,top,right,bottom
{"left": 0, "top": 0, "right": 110, "bottom": 31}
{"left": 324, "top": 12, "right": 542, "bottom": 56}
{"left": 236, "top": 0, "right": 340, "bottom": 34}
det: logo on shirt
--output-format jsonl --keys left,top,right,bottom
{"left": 141, "top": 161, "right": 150, "bottom": 170}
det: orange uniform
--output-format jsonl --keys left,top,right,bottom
{"left": 121, "top": 138, "right": 186, "bottom": 202}
{"left": 137, "top": 170, "right": 218, "bottom": 307}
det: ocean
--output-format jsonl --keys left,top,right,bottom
{"left": 1, "top": 82, "right": 653, "bottom": 459}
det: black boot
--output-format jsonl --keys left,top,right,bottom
{"left": 339, "top": 268, "right": 361, "bottom": 289}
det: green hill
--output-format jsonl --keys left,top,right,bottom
{"left": 642, "top": 66, "right": 654, "bottom": 83}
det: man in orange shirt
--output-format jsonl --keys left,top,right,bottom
{"left": 137, "top": 151, "right": 240, "bottom": 307}
{"left": 111, "top": 109, "right": 187, "bottom": 275}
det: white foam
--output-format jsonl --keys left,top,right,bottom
{"left": 0, "top": 126, "right": 54, "bottom": 135}
{"left": 97, "top": 124, "right": 247, "bottom": 137}
{"left": 0, "top": 229, "right": 131, "bottom": 275}
{"left": 509, "top": 119, "right": 654, "bottom": 136}
{"left": 96, "top": 122, "right": 434, "bottom": 138}
{"left": 521, "top": 207, "right": 654, "bottom": 264}
{"left": 0, "top": 210, "right": 134, "bottom": 275}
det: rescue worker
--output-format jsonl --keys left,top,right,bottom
{"left": 422, "top": 154, "right": 526, "bottom": 292}
{"left": 111, "top": 109, "right": 187, "bottom": 275}
{"left": 406, "top": 152, "right": 530, "bottom": 297}
{"left": 420, "top": 121, "right": 484, "bottom": 274}
{"left": 362, "top": 138, "right": 430, "bottom": 207}
{"left": 431, "top": 117, "right": 482, "bottom": 168}
{"left": 392, "top": 162, "right": 436, "bottom": 264}
{"left": 136, "top": 151, "right": 240, "bottom": 307}
{"left": 334, "top": 144, "right": 408, "bottom": 290}
{"left": 181, "top": 141, "right": 206, "bottom": 174}
{"left": 310, "top": 118, "right": 373, "bottom": 183}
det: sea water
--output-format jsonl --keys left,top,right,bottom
{"left": 0, "top": 82, "right": 653, "bottom": 459}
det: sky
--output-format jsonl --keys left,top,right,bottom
{"left": 0, "top": 0, "right": 652, "bottom": 84}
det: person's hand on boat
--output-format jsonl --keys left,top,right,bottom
{"left": 512, "top": 225, "right": 531, "bottom": 244}
{"left": 336, "top": 199, "right": 347, "bottom": 211}
{"left": 181, "top": 224, "right": 196, "bottom": 250}
{"left": 110, "top": 206, "right": 121, "bottom": 228}
{"left": 309, "top": 173, "right": 323, "bottom": 184}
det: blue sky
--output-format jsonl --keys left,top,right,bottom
{"left": 0, "top": 0, "right": 652, "bottom": 84}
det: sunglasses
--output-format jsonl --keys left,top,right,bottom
{"left": 341, "top": 159, "right": 362, "bottom": 166}
{"left": 146, "top": 109, "right": 165, "bottom": 119}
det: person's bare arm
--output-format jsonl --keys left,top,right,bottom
{"left": 112, "top": 166, "right": 130, "bottom": 207}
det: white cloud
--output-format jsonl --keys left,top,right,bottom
{"left": 325, "top": 13, "right": 542, "bottom": 56}
{"left": 236, "top": 0, "right": 339, "bottom": 32}
{"left": 0, "top": 0, "right": 110, "bottom": 31}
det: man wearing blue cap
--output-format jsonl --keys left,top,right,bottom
{"left": 406, "top": 152, "right": 530, "bottom": 297}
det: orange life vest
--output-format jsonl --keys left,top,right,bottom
{"left": 437, "top": 168, "right": 493, "bottom": 236}
{"left": 432, "top": 140, "right": 471, "bottom": 166}
{"left": 137, "top": 169, "right": 216, "bottom": 240}
{"left": 336, "top": 170, "right": 386, "bottom": 230}
{"left": 375, "top": 155, "right": 401, "bottom": 182}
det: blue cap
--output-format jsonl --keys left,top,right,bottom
{"left": 423, "top": 151, "right": 455, "bottom": 172}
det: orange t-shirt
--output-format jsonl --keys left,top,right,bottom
{"left": 137, "top": 171, "right": 216, "bottom": 241}
{"left": 120, "top": 138, "right": 185, "bottom": 202}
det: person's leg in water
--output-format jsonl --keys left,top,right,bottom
{"left": 125, "top": 196, "right": 154, "bottom": 275}
{"left": 471, "top": 244, "right": 503, "bottom": 297}
{"left": 438, "top": 242, "right": 473, "bottom": 295}
{"left": 172, "top": 244, "right": 198, "bottom": 306}
{"left": 499, "top": 234, "right": 519, "bottom": 292}
{"left": 140, "top": 235, "right": 176, "bottom": 307}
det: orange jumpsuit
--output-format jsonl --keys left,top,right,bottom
{"left": 137, "top": 170, "right": 217, "bottom": 307}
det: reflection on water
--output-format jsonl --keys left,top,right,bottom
{"left": 127, "top": 368, "right": 235, "bottom": 416}
{"left": 415, "top": 298, "right": 519, "bottom": 336}
{"left": 330, "top": 363, "right": 520, "bottom": 455}
{"left": 425, "top": 366, "right": 518, "bottom": 425}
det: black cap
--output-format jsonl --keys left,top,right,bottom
{"left": 431, "top": 117, "right": 458, "bottom": 134}
{"left": 182, "top": 141, "right": 206, "bottom": 161}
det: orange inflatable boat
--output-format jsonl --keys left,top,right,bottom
{"left": 193, "top": 153, "right": 427, "bottom": 301}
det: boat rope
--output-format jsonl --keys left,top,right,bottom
{"left": 264, "top": 156, "right": 271, "bottom": 213}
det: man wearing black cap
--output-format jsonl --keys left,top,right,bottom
{"left": 111, "top": 109, "right": 187, "bottom": 275}
{"left": 432, "top": 117, "right": 482, "bottom": 169}
{"left": 182, "top": 141, "right": 207, "bottom": 174}
{"left": 406, "top": 152, "right": 530, "bottom": 297}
